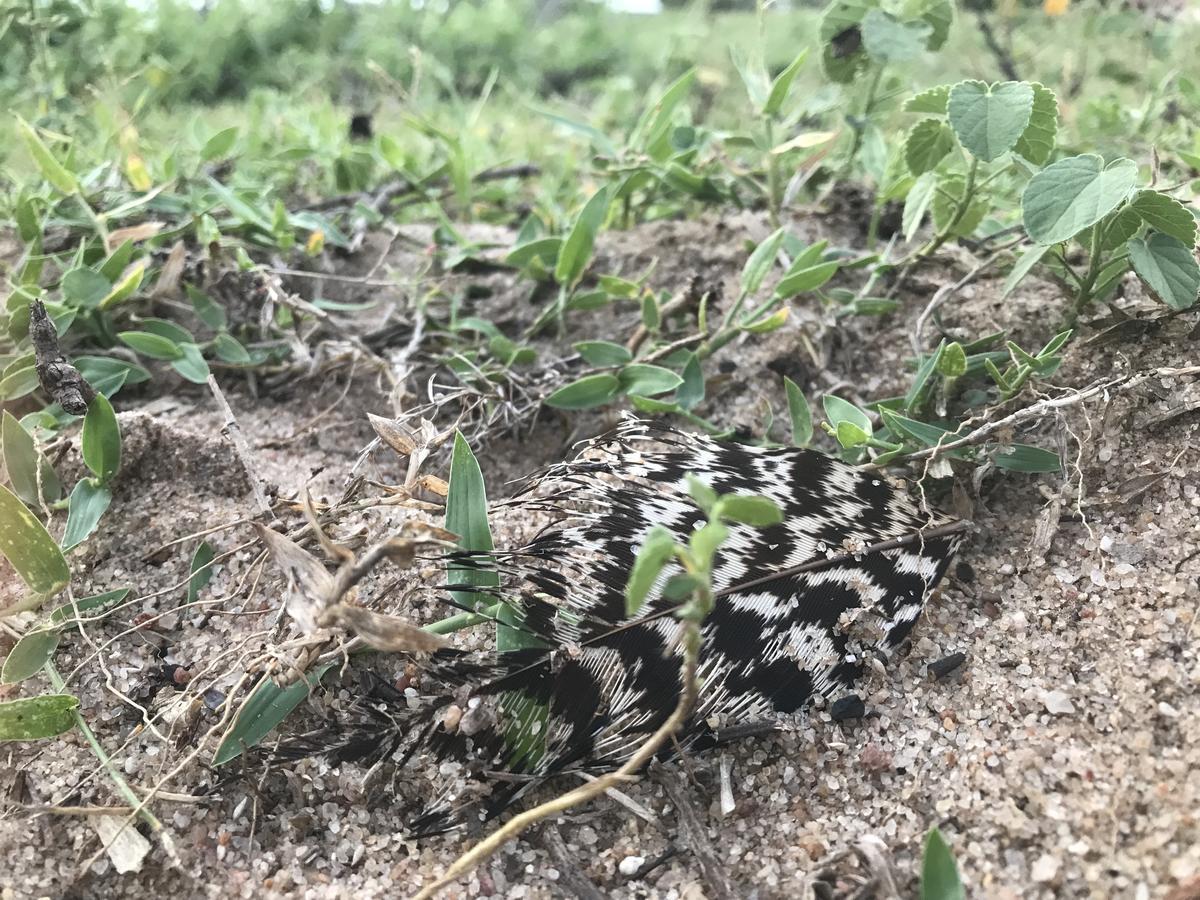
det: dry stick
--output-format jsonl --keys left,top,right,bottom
{"left": 207, "top": 375, "right": 274, "bottom": 519}
{"left": 536, "top": 822, "right": 607, "bottom": 900}
{"left": 655, "top": 766, "right": 738, "bottom": 900}
{"left": 910, "top": 237, "right": 1025, "bottom": 354}
{"left": 410, "top": 637, "right": 702, "bottom": 900}
{"left": 904, "top": 366, "right": 1200, "bottom": 464}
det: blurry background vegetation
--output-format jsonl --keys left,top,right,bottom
{"left": 2, "top": 0, "right": 1195, "bottom": 213}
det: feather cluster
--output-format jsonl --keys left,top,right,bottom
{"left": 286, "top": 418, "right": 964, "bottom": 834}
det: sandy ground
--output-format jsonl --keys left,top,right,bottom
{"left": 1, "top": 208, "right": 1198, "bottom": 899}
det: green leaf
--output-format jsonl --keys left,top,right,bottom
{"left": 49, "top": 587, "right": 131, "bottom": 626}
{"left": 619, "top": 364, "right": 683, "bottom": 397}
{"left": 81, "top": 394, "right": 121, "bottom": 483}
{"left": 554, "top": 186, "right": 611, "bottom": 289}
{"left": 688, "top": 519, "right": 729, "bottom": 571}
{"left": 187, "top": 541, "right": 215, "bottom": 606}
{"left": 214, "top": 333, "right": 252, "bottom": 364}
{"left": 763, "top": 49, "right": 809, "bottom": 116}
{"left": 1022, "top": 154, "right": 1139, "bottom": 245}
{"left": 634, "top": 69, "right": 696, "bottom": 158}
{"left": 0, "top": 694, "right": 79, "bottom": 741}
{"left": 171, "top": 343, "right": 211, "bottom": 384}
{"left": 823, "top": 394, "right": 873, "bottom": 434}
{"left": 1013, "top": 83, "right": 1058, "bottom": 166}
{"left": 819, "top": 0, "right": 871, "bottom": 82}
{"left": 730, "top": 47, "right": 769, "bottom": 109}
{"left": 207, "top": 177, "right": 273, "bottom": 231}
{"left": 0, "top": 363, "right": 38, "bottom": 402}
{"left": 905, "top": 84, "right": 950, "bottom": 115}
{"left": 0, "top": 483, "right": 69, "bottom": 596}
{"left": 96, "top": 263, "right": 145, "bottom": 311}
{"left": 640, "top": 293, "right": 660, "bottom": 331}
{"left": 597, "top": 275, "right": 641, "bottom": 298}
{"left": 1002, "top": 243, "right": 1052, "bottom": 297}
{"left": 947, "top": 80, "right": 1034, "bottom": 162}
{"left": 931, "top": 176, "right": 990, "bottom": 238}
{"left": 545, "top": 374, "right": 622, "bottom": 410}
{"left": 118, "top": 331, "right": 183, "bottom": 360}
{"left": 921, "top": 828, "right": 965, "bottom": 900}
{"left": 784, "top": 377, "right": 813, "bottom": 447}
{"left": 625, "top": 525, "right": 676, "bottom": 617}
{"left": 1, "top": 629, "right": 60, "bottom": 683}
{"left": 1130, "top": 191, "right": 1198, "bottom": 247}
{"left": 717, "top": 495, "right": 783, "bottom": 527}
{"left": 1, "top": 410, "right": 60, "bottom": 506}
{"left": 1101, "top": 206, "right": 1143, "bottom": 251}
{"left": 742, "top": 307, "right": 789, "bottom": 333}
{"left": 775, "top": 261, "right": 839, "bottom": 297}
{"left": 903, "top": 171, "right": 938, "bottom": 242}
{"left": 992, "top": 444, "right": 1062, "bottom": 473}
{"left": 685, "top": 475, "right": 718, "bottom": 513}
{"left": 186, "top": 284, "right": 227, "bottom": 330}
{"left": 16, "top": 117, "right": 78, "bottom": 194}
{"left": 575, "top": 341, "right": 631, "bottom": 368}
{"left": 506, "top": 237, "right": 562, "bottom": 271}
{"left": 862, "top": 9, "right": 932, "bottom": 64}
{"left": 741, "top": 228, "right": 786, "bottom": 297}
{"left": 836, "top": 420, "right": 871, "bottom": 448}
{"left": 60, "top": 268, "right": 112, "bottom": 308}
{"left": 904, "top": 119, "right": 955, "bottom": 176}
{"left": 211, "top": 663, "right": 334, "bottom": 765}
{"left": 201, "top": 127, "right": 238, "bottom": 161}
{"left": 917, "top": 0, "right": 955, "bottom": 50}
{"left": 905, "top": 341, "right": 945, "bottom": 412}
{"left": 1128, "top": 233, "right": 1200, "bottom": 310}
{"left": 676, "top": 353, "right": 705, "bottom": 411}
{"left": 938, "top": 342, "right": 967, "bottom": 377}
{"left": 62, "top": 479, "right": 112, "bottom": 551}
{"left": 138, "top": 318, "right": 194, "bottom": 346}
{"left": 446, "top": 432, "right": 497, "bottom": 603}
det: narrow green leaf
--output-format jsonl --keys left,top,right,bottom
{"left": 903, "top": 171, "right": 938, "bottom": 242}
{"left": 717, "top": 495, "right": 783, "bottom": 527}
{"left": 211, "top": 664, "right": 334, "bottom": 765}
{"left": 187, "top": 541, "right": 215, "bottom": 606}
{"left": 1002, "top": 243, "right": 1052, "bottom": 297}
{"left": 625, "top": 525, "right": 676, "bottom": 616}
{"left": 685, "top": 475, "right": 717, "bottom": 513}
{"left": 0, "top": 694, "right": 79, "bottom": 741}
{"left": 81, "top": 394, "right": 121, "bottom": 483}
{"left": 763, "top": 49, "right": 809, "bottom": 116}
{"left": 904, "top": 341, "right": 946, "bottom": 412}
{"left": 207, "top": 178, "right": 273, "bottom": 231}
{"left": 992, "top": 444, "right": 1062, "bottom": 473}
{"left": 574, "top": 341, "right": 632, "bottom": 368}
{"left": 1, "top": 410, "right": 60, "bottom": 506}
{"left": 676, "top": 353, "right": 705, "bottom": 411}
{"left": 784, "top": 377, "right": 813, "bottom": 447}
{"left": 921, "top": 828, "right": 965, "bottom": 900}
{"left": 618, "top": 364, "right": 683, "bottom": 398}
{"left": 545, "top": 374, "right": 622, "bottom": 410}
{"left": 62, "top": 479, "right": 112, "bottom": 551}
{"left": 775, "top": 261, "right": 839, "bottom": 297}
{"left": 201, "top": 127, "right": 238, "bottom": 162}
{"left": 118, "top": 331, "right": 183, "bottom": 361}
{"left": 554, "top": 186, "right": 611, "bottom": 289}
{"left": 49, "top": 587, "right": 131, "bottom": 626}
{"left": 16, "top": 117, "right": 78, "bottom": 194}
{"left": 741, "top": 228, "right": 786, "bottom": 297}
{"left": 937, "top": 342, "right": 967, "bottom": 377}
{"left": 0, "top": 483, "right": 69, "bottom": 596}
{"left": 60, "top": 268, "right": 112, "bottom": 308}
{"left": 1, "top": 630, "right": 60, "bottom": 683}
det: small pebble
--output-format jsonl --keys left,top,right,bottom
{"left": 830, "top": 694, "right": 865, "bottom": 722}
{"left": 1043, "top": 690, "right": 1076, "bottom": 716}
{"left": 618, "top": 856, "right": 645, "bottom": 876}
{"left": 1031, "top": 854, "right": 1060, "bottom": 883}
{"left": 928, "top": 652, "right": 967, "bottom": 680}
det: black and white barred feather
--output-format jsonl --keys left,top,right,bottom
{"left": 285, "top": 418, "right": 964, "bottom": 834}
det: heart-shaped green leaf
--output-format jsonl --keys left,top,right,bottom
{"left": 1129, "top": 233, "right": 1200, "bottom": 310}
{"left": 1022, "top": 154, "right": 1138, "bottom": 245}
{"left": 947, "top": 80, "right": 1034, "bottom": 162}
{"left": 904, "top": 119, "right": 955, "bottom": 175}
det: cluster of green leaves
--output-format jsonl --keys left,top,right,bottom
{"left": 541, "top": 227, "right": 841, "bottom": 429}
{"left": 625, "top": 476, "right": 783, "bottom": 619}
{"left": 783, "top": 330, "right": 1066, "bottom": 474}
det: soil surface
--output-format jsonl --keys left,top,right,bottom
{"left": 2, "top": 208, "right": 1198, "bottom": 900}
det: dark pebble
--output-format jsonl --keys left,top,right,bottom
{"left": 830, "top": 694, "right": 865, "bottom": 721}
{"left": 928, "top": 652, "right": 967, "bottom": 680}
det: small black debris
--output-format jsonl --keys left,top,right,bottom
{"left": 928, "top": 652, "right": 967, "bottom": 680}
{"left": 955, "top": 560, "right": 976, "bottom": 583}
{"left": 349, "top": 112, "right": 373, "bottom": 141}
{"left": 830, "top": 694, "right": 865, "bottom": 721}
